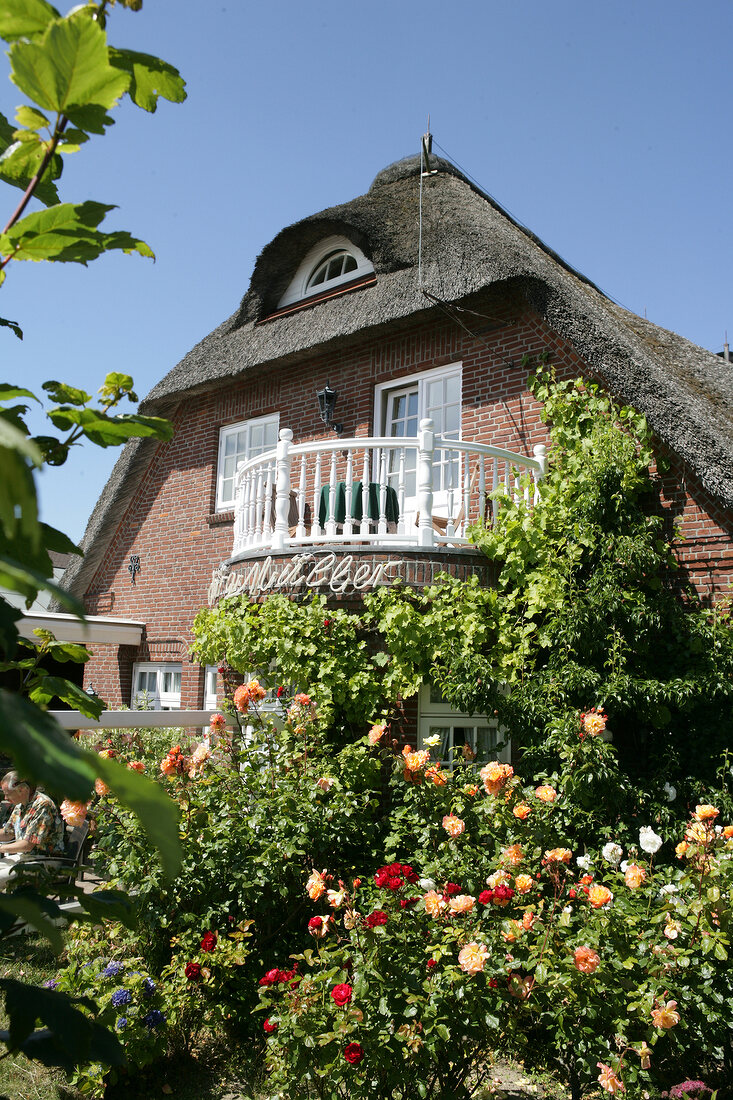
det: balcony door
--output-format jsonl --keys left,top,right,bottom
{"left": 376, "top": 363, "right": 461, "bottom": 529}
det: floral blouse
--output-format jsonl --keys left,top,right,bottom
{"left": 9, "top": 791, "right": 65, "bottom": 855}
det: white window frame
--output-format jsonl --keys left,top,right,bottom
{"left": 216, "top": 413, "right": 280, "bottom": 512}
{"left": 203, "top": 665, "right": 218, "bottom": 712}
{"left": 277, "top": 235, "right": 374, "bottom": 308}
{"left": 373, "top": 362, "right": 462, "bottom": 520}
{"left": 417, "top": 682, "right": 510, "bottom": 768}
{"left": 132, "top": 663, "right": 182, "bottom": 711}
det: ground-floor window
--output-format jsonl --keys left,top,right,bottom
{"left": 417, "top": 683, "right": 510, "bottom": 766}
{"left": 132, "top": 663, "right": 181, "bottom": 710}
{"left": 203, "top": 665, "right": 218, "bottom": 711}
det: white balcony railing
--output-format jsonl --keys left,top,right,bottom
{"left": 232, "top": 419, "right": 546, "bottom": 556}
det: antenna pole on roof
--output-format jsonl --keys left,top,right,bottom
{"left": 418, "top": 117, "right": 435, "bottom": 290}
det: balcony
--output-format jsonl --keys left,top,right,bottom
{"left": 230, "top": 419, "right": 546, "bottom": 559}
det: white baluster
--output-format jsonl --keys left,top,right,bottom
{"left": 262, "top": 462, "right": 274, "bottom": 540}
{"left": 313, "top": 453, "right": 323, "bottom": 538}
{"left": 417, "top": 418, "right": 435, "bottom": 548}
{"left": 446, "top": 451, "right": 456, "bottom": 538}
{"left": 492, "top": 456, "right": 499, "bottom": 523}
{"left": 479, "top": 457, "right": 486, "bottom": 526}
{"left": 397, "top": 447, "right": 406, "bottom": 535}
{"left": 253, "top": 467, "right": 262, "bottom": 545}
{"left": 343, "top": 450, "right": 354, "bottom": 537}
{"left": 378, "top": 448, "right": 388, "bottom": 535}
{"left": 233, "top": 461, "right": 246, "bottom": 553}
{"left": 296, "top": 454, "right": 307, "bottom": 539}
{"left": 462, "top": 454, "right": 470, "bottom": 537}
{"left": 533, "top": 444, "right": 547, "bottom": 505}
{"left": 360, "top": 450, "right": 370, "bottom": 536}
{"left": 246, "top": 470, "right": 256, "bottom": 547}
{"left": 326, "top": 449, "right": 338, "bottom": 538}
{"left": 272, "top": 428, "right": 292, "bottom": 551}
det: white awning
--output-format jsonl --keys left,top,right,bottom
{"left": 19, "top": 612, "right": 145, "bottom": 646}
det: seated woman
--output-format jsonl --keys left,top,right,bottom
{"left": 0, "top": 771, "right": 65, "bottom": 889}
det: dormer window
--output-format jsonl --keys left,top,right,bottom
{"left": 307, "top": 249, "right": 358, "bottom": 290}
{"left": 277, "top": 235, "right": 374, "bottom": 309}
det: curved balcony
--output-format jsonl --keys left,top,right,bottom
{"left": 231, "top": 419, "right": 546, "bottom": 559}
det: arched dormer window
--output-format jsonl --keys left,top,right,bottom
{"left": 277, "top": 235, "right": 373, "bottom": 309}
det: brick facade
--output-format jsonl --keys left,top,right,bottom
{"left": 80, "top": 290, "right": 733, "bottom": 708}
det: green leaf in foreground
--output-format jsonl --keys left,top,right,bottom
{"left": 0, "top": 317, "right": 23, "bottom": 339}
{"left": 0, "top": 979, "right": 125, "bottom": 1071}
{"left": 0, "top": 690, "right": 95, "bottom": 798}
{"left": 94, "top": 754, "right": 182, "bottom": 880}
{"left": 0, "top": 0, "right": 60, "bottom": 44}
{"left": 0, "top": 200, "right": 153, "bottom": 264}
{"left": 109, "top": 46, "right": 186, "bottom": 112}
{"left": 9, "top": 9, "right": 128, "bottom": 115}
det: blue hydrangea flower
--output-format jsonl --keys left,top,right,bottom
{"left": 103, "top": 961, "right": 124, "bottom": 978}
{"left": 142, "top": 1009, "right": 165, "bottom": 1031}
{"left": 142, "top": 978, "right": 156, "bottom": 999}
{"left": 116, "top": 1017, "right": 128, "bottom": 1031}
{"left": 110, "top": 988, "right": 132, "bottom": 1009}
{"left": 43, "top": 978, "right": 59, "bottom": 989}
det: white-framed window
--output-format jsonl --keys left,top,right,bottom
{"left": 216, "top": 413, "right": 279, "bottom": 512}
{"left": 374, "top": 363, "right": 462, "bottom": 521}
{"left": 203, "top": 665, "right": 218, "bottom": 711}
{"left": 418, "top": 682, "right": 510, "bottom": 767}
{"left": 132, "top": 663, "right": 182, "bottom": 710}
{"left": 277, "top": 235, "right": 374, "bottom": 308}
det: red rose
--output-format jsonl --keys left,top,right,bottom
{"left": 385, "top": 875, "right": 403, "bottom": 891}
{"left": 401, "top": 865, "right": 419, "bottom": 884}
{"left": 426, "top": 959, "right": 437, "bottom": 970}
{"left": 478, "top": 890, "right": 494, "bottom": 906}
{"left": 444, "top": 882, "right": 462, "bottom": 897}
{"left": 324, "top": 619, "right": 330, "bottom": 627}
{"left": 308, "top": 916, "right": 323, "bottom": 931}
{"left": 488, "top": 977, "right": 498, "bottom": 988}
{"left": 343, "top": 1042, "right": 364, "bottom": 1065}
{"left": 493, "top": 885, "right": 515, "bottom": 903}
{"left": 263, "top": 1017, "right": 278, "bottom": 1033}
{"left": 331, "top": 983, "right": 353, "bottom": 1007}
{"left": 399, "top": 897, "right": 419, "bottom": 910}
{"left": 568, "top": 888, "right": 577, "bottom": 899}
{"left": 276, "top": 686, "right": 285, "bottom": 698}
{"left": 364, "top": 910, "right": 388, "bottom": 928}
{"left": 200, "top": 931, "right": 218, "bottom": 952}
{"left": 184, "top": 962, "right": 201, "bottom": 980}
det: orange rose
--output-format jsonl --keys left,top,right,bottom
{"left": 573, "top": 946, "right": 600, "bottom": 973}
{"left": 423, "top": 890, "right": 445, "bottom": 917}
{"left": 457, "top": 942, "right": 488, "bottom": 974}
{"left": 521, "top": 910, "right": 535, "bottom": 931}
{"left": 403, "top": 749, "right": 430, "bottom": 773}
{"left": 368, "top": 723, "right": 387, "bottom": 745}
{"left": 480, "top": 761, "right": 514, "bottom": 796}
{"left": 651, "top": 999, "right": 680, "bottom": 1028}
{"left": 534, "top": 784, "right": 557, "bottom": 803}
{"left": 624, "top": 863, "right": 646, "bottom": 889}
{"left": 694, "top": 804, "right": 719, "bottom": 822}
{"left": 514, "top": 873, "right": 534, "bottom": 894}
{"left": 127, "top": 760, "right": 145, "bottom": 773}
{"left": 486, "top": 870, "right": 511, "bottom": 889}
{"left": 306, "top": 869, "right": 326, "bottom": 901}
{"left": 442, "top": 814, "right": 465, "bottom": 838}
{"left": 512, "top": 802, "right": 531, "bottom": 821}
{"left": 723, "top": 825, "right": 733, "bottom": 839}
{"left": 60, "top": 800, "right": 89, "bottom": 828}
{"left": 597, "top": 1062, "right": 625, "bottom": 1095}
{"left": 580, "top": 709, "right": 607, "bottom": 737}
{"left": 588, "top": 884, "right": 613, "bottom": 908}
{"left": 675, "top": 841, "right": 689, "bottom": 859}
{"left": 425, "top": 764, "right": 446, "bottom": 786}
{"left": 94, "top": 778, "right": 110, "bottom": 797}
{"left": 502, "top": 844, "right": 524, "bottom": 866}
{"left": 544, "top": 847, "right": 572, "bottom": 865}
{"left": 448, "top": 894, "right": 475, "bottom": 915}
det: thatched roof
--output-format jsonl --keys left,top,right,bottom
{"left": 60, "top": 154, "right": 733, "bottom": 601}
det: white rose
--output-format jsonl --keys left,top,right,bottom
{"left": 663, "top": 782, "right": 677, "bottom": 802}
{"left": 601, "top": 842, "right": 623, "bottom": 865}
{"left": 639, "top": 826, "right": 663, "bottom": 855}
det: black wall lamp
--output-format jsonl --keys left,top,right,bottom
{"left": 316, "top": 382, "right": 343, "bottom": 436}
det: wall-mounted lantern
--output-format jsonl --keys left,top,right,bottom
{"left": 316, "top": 382, "right": 343, "bottom": 436}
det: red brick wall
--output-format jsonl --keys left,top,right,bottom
{"left": 81, "top": 292, "right": 733, "bottom": 705}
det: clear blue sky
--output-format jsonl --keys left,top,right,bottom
{"left": 2, "top": 0, "right": 732, "bottom": 544}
